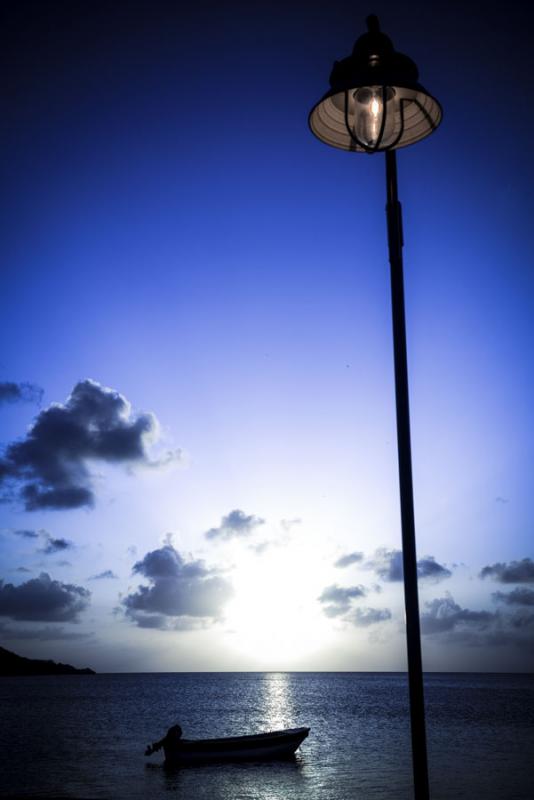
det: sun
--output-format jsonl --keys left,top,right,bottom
{"left": 223, "top": 539, "right": 334, "bottom": 665}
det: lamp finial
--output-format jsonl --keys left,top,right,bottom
{"left": 366, "top": 15, "right": 380, "bottom": 34}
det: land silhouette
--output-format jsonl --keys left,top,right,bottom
{"left": 0, "top": 645, "right": 95, "bottom": 676}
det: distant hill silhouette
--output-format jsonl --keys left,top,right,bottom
{"left": 0, "top": 646, "right": 95, "bottom": 675}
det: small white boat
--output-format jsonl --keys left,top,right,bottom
{"left": 145, "top": 724, "right": 310, "bottom": 764}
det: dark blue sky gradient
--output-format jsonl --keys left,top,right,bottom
{"left": 1, "top": 0, "right": 533, "bottom": 670}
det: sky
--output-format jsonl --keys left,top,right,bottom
{"left": 1, "top": 0, "right": 533, "bottom": 673}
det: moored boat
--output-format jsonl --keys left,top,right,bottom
{"left": 145, "top": 724, "right": 310, "bottom": 764}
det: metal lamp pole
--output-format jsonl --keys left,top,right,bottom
{"left": 385, "top": 148, "right": 429, "bottom": 798}
{"left": 309, "top": 16, "right": 443, "bottom": 800}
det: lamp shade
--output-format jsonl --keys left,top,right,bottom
{"left": 309, "top": 17, "right": 442, "bottom": 153}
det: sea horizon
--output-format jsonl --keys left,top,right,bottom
{"left": 68, "top": 668, "right": 534, "bottom": 675}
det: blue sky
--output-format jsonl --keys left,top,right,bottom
{"left": 1, "top": 0, "right": 533, "bottom": 672}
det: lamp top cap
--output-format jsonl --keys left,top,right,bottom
{"left": 351, "top": 15, "right": 395, "bottom": 60}
{"left": 328, "top": 15, "right": 420, "bottom": 91}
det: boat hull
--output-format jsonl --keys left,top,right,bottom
{"left": 163, "top": 727, "right": 310, "bottom": 765}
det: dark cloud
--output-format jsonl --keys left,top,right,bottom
{"left": 0, "top": 379, "right": 164, "bottom": 511}
{"left": 368, "top": 549, "right": 404, "bottom": 581}
{"left": 421, "top": 595, "right": 493, "bottom": 634}
{"left": 11, "top": 529, "right": 39, "bottom": 539}
{"left": 0, "top": 381, "right": 43, "bottom": 406}
{"left": 0, "top": 573, "right": 90, "bottom": 622}
{"left": 318, "top": 584, "right": 366, "bottom": 617}
{"left": 492, "top": 588, "right": 534, "bottom": 606}
{"left": 421, "top": 593, "right": 534, "bottom": 652}
{"left": 347, "top": 607, "right": 392, "bottom": 627}
{"left": 334, "top": 552, "right": 364, "bottom": 569}
{"left": 41, "top": 535, "right": 73, "bottom": 555}
{"left": 9, "top": 528, "right": 74, "bottom": 555}
{"left": 88, "top": 570, "right": 118, "bottom": 581}
{"left": 123, "top": 545, "right": 233, "bottom": 629}
{"left": 479, "top": 558, "right": 534, "bottom": 583}
{"left": 417, "top": 557, "right": 452, "bottom": 581}
{"left": 368, "top": 549, "right": 451, "bottom": 582}
{"left": 14, "top": 567, "right": 31, "bottom": 573}
{"left": 205, "top": 509, "right": 265, "bottom": 541}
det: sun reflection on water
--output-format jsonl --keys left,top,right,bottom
{"left": 261, "top": 673, "right": 295, "bottom": 731}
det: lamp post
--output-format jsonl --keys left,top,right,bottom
{"left": 309, "top": 15, "right": 442, "bottom": 800}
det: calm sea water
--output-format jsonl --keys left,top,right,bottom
{"left": 0, "top": 672, "right": 533, "bottom": 800}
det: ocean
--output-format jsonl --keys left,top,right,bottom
{"left": 0, "top": 672, "right": 533, "bottom": 799}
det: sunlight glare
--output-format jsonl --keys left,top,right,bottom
{"left": 224, "top": 540, "right": 333, "bottom": 665}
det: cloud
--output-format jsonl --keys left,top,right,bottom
{"left": 421, "top": 593, "right": 534, "bottom": 652}
{"left": 205, "top": 509, "right": 265, "bottom": 541}
{"left": 368, "top": 549, "right": 404, "bottom": 581}
{"left": 0, "top": 379, "right": 167, "bottom": 511}
{"left": 0, "top": 573, "right": 90, "bottom": 622}
{"left": 122, "top": 545, "right": 233, "bottom": 629}
{"left": 334, "top": 552, "right": 364, "bottom": 569}
{"left": 318, "top": 583, "right": 391, "bottom": 627}
{"left": 250, "top": 541, "right": 271, "bottom": 555}
{"left": 11, "top": 529, "right": 39, "bottom": 539}
{"left": 479, "top": 558, "right": 534, "bottom": 583}
{"left": 280, "top": 518, "right": 302, "bottom": 532}
{"left": 14, "top": 567, "right": 32, "bottom": 573}
{"left": 421, "top": 595, "right": 493, "bottom": 634}
{"left": 492, "top": 588, "right": 534, "bottom": 606}
{"left": 8, "top": 528, "right": 74, "bottom": 556}
{"left": 318, "top": 584, "right": 366, "bottom": 617}
{"left": 88, "top": 570, "right": 118, "bottom": 581}
{"left": 41, "top": 535, "right": 73, "bottom": 555}
{"left": 417, "top": 557, "right": 452, "bottom": 581}
{"left": 347, "top": 607, "right": 392, "bottom": 627}
{"left": 368, "top": 549, "right": 451, "bottom": 582}
{"left": 0, "top": 381, "right": 43, "bottom": 406}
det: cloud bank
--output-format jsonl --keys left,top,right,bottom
{"left": 0, "top": 623, "right": 92, "bottom": 641}
{"left": 421, "top": 592, "right": 534, "bottom": 652}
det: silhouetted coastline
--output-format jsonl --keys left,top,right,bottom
{"left": 0, "top": 645, "right": 95, "bottom": 676}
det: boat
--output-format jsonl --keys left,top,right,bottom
{"left": 145, "top": 724, "right": 310, "bottom": 764}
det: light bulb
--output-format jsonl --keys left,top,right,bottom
{"left": 351, "top": 87, "right": 398, "bottom": 149}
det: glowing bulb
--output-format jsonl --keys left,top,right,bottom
{"left": 350, "top": 87, "right": 398, "bottom": 149}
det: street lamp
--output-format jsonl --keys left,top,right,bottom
{"left": 309, "top": 15, "right": 442, "bottom": 800}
